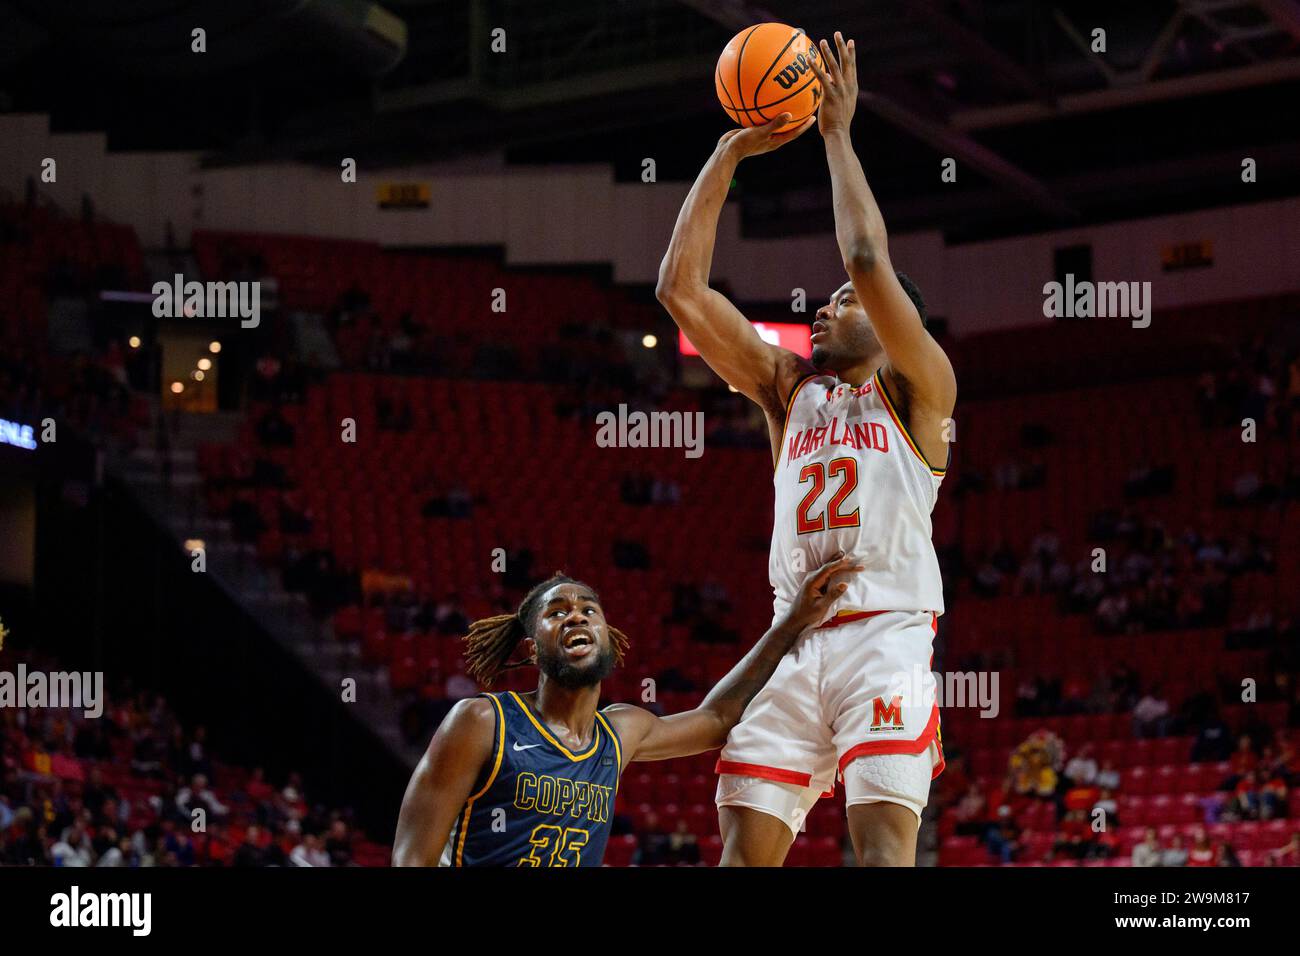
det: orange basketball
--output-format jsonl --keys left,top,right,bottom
{"left": 715, "top": 23, "right": 821, "bottom": 131}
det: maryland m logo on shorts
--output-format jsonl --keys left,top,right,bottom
{"left": 870, "top": 694, "right": 905, "bottom": 732}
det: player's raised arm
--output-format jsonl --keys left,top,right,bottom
{"left": 391, "top": 697, "right": 495, "bottom": 866}
{"left": 605, "top": 554, "right": 863, "bottom": 763}
{"left": 655, "top": 115, "right": 817, "bottom": 415}
{"left": 809, "top": 33, "right": 956, "bottom": 417}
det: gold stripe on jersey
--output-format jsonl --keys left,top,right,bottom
{"left": 508, "top": 691, "right": 601, "bottom": 762}
{"left": 874, "top": 370, "right": 946, "bottom": 476}
{"left": 455, "top": 693, "right": 507, "bottom": 866}
{"left": 774, "top": 373, "right": 821, "bottom": 472}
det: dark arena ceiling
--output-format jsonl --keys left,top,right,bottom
{"left": 3, "top": 0, "right": 1298, "bottom": 241}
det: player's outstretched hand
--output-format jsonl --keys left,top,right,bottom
{"left": 718, "top": 112, "right": 817, "bottom": 159}
{"left": 784, "top": 551, "right": 865, "bottom": 632}
{"left": 808, "top": 31, "right": 857, "bottom": 136}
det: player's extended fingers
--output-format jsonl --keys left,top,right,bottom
{"left": 808, "top": 46, "right": 831, "bottom": 86}
{"left": 846, "top": 37, "right": 857, "bottom": 81}
{"left": 821, "top": 562, "right": 867, "bottom": 596}
{"left": 834, "top": 32, "right": 850, "bottom": 71}
{"left": 769, "top": 115, "right": 816, "bottom": 145}
{"left": 819, "top": 38, "right": 841, "bottom": 82}
{"left": 808, "top": 553, "right": 863, "bottom": 590}
{"left": 760, "top": 111, "right": 794, "bottom": 133}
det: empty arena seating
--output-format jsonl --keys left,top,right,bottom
{"left": 13, "top": 214, "right": 1296, "bottom": 865}
{"left": 188, "top": 229, "right": 1300, "bottom": 865}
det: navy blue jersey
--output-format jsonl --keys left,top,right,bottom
{"left": 441, "top": 691, "right": 623, "bottom": 867}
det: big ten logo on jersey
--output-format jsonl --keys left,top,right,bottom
{"left": 513, "top": 772, "right": 613, "bottom": 825}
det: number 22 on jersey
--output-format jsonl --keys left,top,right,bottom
{"left": 796, "top": 457, "right": 861, "bottom": 534}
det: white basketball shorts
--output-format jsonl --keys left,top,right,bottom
{"left": 715, "top": 609, "right": 945, "bottom": 833}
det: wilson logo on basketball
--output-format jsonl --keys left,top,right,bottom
{"left": 773, "top": 49, "right": 818, "bottom": 90}
{"left": 870, "top": 695, "right": 905, "bottom": 731}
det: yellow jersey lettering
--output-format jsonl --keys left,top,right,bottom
{"left": 514, "top": 772, "right": 538, "bottom": 811}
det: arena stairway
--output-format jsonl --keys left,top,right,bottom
{"left": 110, "top": 397, "right": 425, "bottom": 768}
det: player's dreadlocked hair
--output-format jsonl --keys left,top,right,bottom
{"left": 462, "top": 573, "right": 630, "bottom": 687}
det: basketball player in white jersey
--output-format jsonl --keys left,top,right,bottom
{"left": 655, "top": 33, "right": 955, "bottom": 866}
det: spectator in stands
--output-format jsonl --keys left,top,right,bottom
{"left": 1161, "top": 834, "right": 1188, "bottom": 867}
{"left": 1131, "top": 828, "right": 1162, "bottom": 867}
{"left": 233, "top": 825, "right": 267, "bottom": 867}
{"left": 1186, "top": 827, "right": 1215, "bottom": 866}
{"left": 1269, "top": 736, "right": 1297, "bottom": 783}
{"left": 1190, "top": 710, "right": 1234, "bottom": 763}
{"left": 1227, "top": 735, "right": 1259, "bottom": 785}
{"left": 201, "top": 822, "right": 234, "bottom": 866}
{"left": 176, "top": 773, "right": 230, "bottom": 821}
{"left": 633, "top": 811, "right": 670, "bottom": 865}
{"left": 985, "top": 805, "right": 1021, "bottom": 864}
{"left": 1096, "top": 759, "right": 1121, "bottom": 791}
{"left": 434, "top": 594, "right": 470, "bottom": 636}
{"left": 96, "top": 834, "right": 135, "bottom": 868}
{"left": 50, "top": 822, "right": 93, "bottom": 867}
{"left": 1064, "top": 744, "right": 1098, "bottom": 787}
{"left": 1270, "top": 833, "right": 1300, "bottom": 866}
{"left": 1095, "top": 590, "right": 1129, "bottom": 634}
{"left": 324, "top": 819, "right": 353, "bottom": 866}
{"left": 130, "top": 729, "right": 164, "bottom": 778}
{"left": 1216, "top": 841, "right": 1242, "bottom": 867}
{"left": 1053, "top": 809, "right": 1094, "bottom": 860}
{"left": 953, "top": 783, "right": 988, "bottom": 837}
{"left": 1092, "top": 788, "right": 1119, "bottom": 828}
{"left": 81, "top": 766, "right": 119, "bottom": 824}
{"left": 242, "top": 767, "right": 276, "bottom": 806}
{"left": 1228, "top": 770, "right": 1265, "bottom": 821}
{"left": 276, "top": 783, "right": 308, "bottom": 829}
{"left": 185, "top": 726, "right": 213, "bottom": 779}
{"left": 163, "top": 827, "right": 197, "bottom": 867}
{"left": 1260, "top": 771, "right": 1288, "bottom": 820}
{"left": 290, "top": 832, "right": 331, "bottom": 867}
{"left": 2, "top": 809, "right": 45, "bottom": 865}
{"left": 667, "top": 819, "right": 700, "bottom": 866}
{"left": 1132, "top": 686, "right": 1172, "bottom": 738}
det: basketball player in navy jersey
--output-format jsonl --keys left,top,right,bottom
{"left": 657, "top": 33, "right": 956, "bottom": 866}
{"left": 392, "top": 554, "right": 861, "bottom": 866}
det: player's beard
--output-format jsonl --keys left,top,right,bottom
{"left": 536, "top": 642, "right": 615, "bottom": 689}
{"left": 814, "top": 323, "right": 881, "bottom": 375}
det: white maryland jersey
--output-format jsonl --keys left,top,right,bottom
{"left": 769, "top": 370, "right": 946, "bottom": 621}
